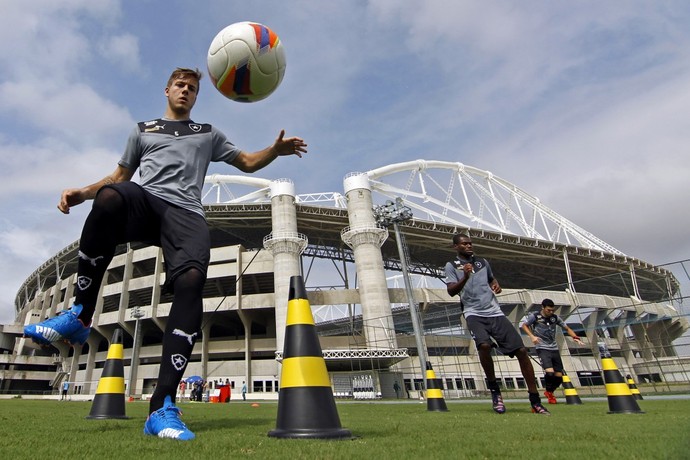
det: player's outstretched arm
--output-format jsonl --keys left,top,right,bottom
{"left": 231, "top": 130, "right": 307, "bottom": 173}
{"left": 58, "top": 165, "right": 134, "bottom": 214}
{"left": 564, "top": 325, "right": 584, "bottom": 344}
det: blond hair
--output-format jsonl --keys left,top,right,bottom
{"left": 166, "top": 67, "right": 203, "bottom": 90}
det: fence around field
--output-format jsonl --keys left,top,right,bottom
{"left": 2, "top": 259, "right": 688, "bottom": 400}
{"left": 309, "top": 258, "right": 690, "bottom": 400}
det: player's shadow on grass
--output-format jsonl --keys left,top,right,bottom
{"left": 74, "top": 421, "right": 135, "bottom": 434}
{"left": 191, "top": 415, "right": 273, "bottom": 433}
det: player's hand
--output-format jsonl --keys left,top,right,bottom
{"left": 274, "top": 129, "right": 307, "bottom": 158}
{"left": 463, "top": 263, "right": 473, "bottom": 275}
{"left": 531, "top": 336, "right": 540, "bottom": 345}
{"left": 491, "top": 282, "right": 502, "bottom": 294}
{"left": 573, "top": 337, "right": 584, "bottom": 345}
{"left": 58, "top": 188, "right": 86, "bottom": 214}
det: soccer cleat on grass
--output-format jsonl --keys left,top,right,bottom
{"left": 491, "top": 392, "right": 506, "bottom": 414}
{"left": 23, "top": 304, "right": 91, "bottom": 346}
{"left": 531, "top": 403, "right": 551, "bottom": 415}
{"left": 544, "top": 390, "right": 557, "bottom": 404}
{"left": 144, "top": 396, "right": 195, "bottom": 441}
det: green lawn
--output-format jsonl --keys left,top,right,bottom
{"left": 0, "top": 398, "right": 688, "bottom": 459}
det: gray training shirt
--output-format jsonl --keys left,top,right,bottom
{"left": 520, "top": 312, "right": 567, "bottom": 350}
{"left": 444, "top": 256, "right": 503, "bottom": 318}
{"left": 119, "top": 118, "right": 242, "bottom": 217}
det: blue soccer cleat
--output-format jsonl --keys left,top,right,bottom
{"left": 23, "top": 304, "right": 91, "bottom": 346}
{"left": 144, "top": 396, "right": 195, "bottom": 441}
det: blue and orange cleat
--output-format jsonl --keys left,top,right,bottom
{"left": 144, "top": 396, "right": 195, "bottom": 440}
{"left": 23, "top": 304, "right": 91, "bottom": 347}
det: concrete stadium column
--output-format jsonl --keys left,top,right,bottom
{"left": 341, "top": 173, "right": 398, "bottom": 349}
{"left": 62, "top": 276, "right": 75, "bottom": 310}
{"left": 150, "top": 248, "right": 166, "bottom": 333}
{"left": 116, "top": 246, "right": 135, "bottom": 336}
{"left": 68, "top": 344, "right": 82, "bottom": 395}
{"left": 630, "top": 323, "right": 654, "bottom": 361}
{"left": 613, "top": 310, "right": 638, "bottom": 368}
{"left": 83, "top": 336, "right": 99, "bottom": 394}
{"left": 201, "top": 322, "right": 210, "bottom": 381}
{"left": 262, "top": 179, "right": 307, "bottom": 354}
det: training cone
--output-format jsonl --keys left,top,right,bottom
{"left": 626, "top": 375, "right": 644, "bottom": 400}
{"left": 598, "top": 344, "right": 643, "bottom": 414}
{"left": 561, "top": 371, "right": 583, "bottom": 405}
{"left": 268, "top": 275, "right": 352, "bottom": 439}
{"left": 86, "top": 329, "right": 129, "bottom": 419}
{"left": 425, "top": 362, "right": 449, "bottom": 412}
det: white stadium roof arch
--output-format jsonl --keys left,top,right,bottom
{"left": 202, "top": 159, "right": 623, "bottom": 255}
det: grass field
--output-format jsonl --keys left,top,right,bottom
{"left": 0, "top": 397, "right": 688, "bottom": 459}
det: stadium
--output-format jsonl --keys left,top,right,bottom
{"left": 1, "top": 160, "right": 688, "bottom": 400}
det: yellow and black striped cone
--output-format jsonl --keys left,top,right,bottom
{"left": 425, "top": 362, "right": 449, "bottom": 412}
{"left": 268, "top": 275, "right": 352, "bottom": 439}
{"left": 626, "top": 375, "right": 643, "bottom": 400}
{"left": 561, "top": 371, "right": 583, "bottom": 405}
{"left": 86, "top": 329, "right": 129, "bottom": 419}
{"left": 601, "top": 355, "right": 643, "bottom": 414}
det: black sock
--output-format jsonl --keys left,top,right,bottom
{"left": 149, "top": 268, "right": 205, "bottom": 414}
{"left": 528, "top": 392, "right": 541, "bottom": 405}
{"left": 487, "top": 380, "right": 500, "bottom": 393}
{"left": 544, "top": 372, "right": 557, "bottom": 392}
{"left": 74, "top": 187, "right": 125, "bottom": 323}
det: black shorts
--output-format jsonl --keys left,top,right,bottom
{"left": 101, "top": 182, "right": 210, "bottom": 291}
{"left": 465, "top": 315, "right": 525, "bottom": 357}
{"left": 536, "top": 349, "right": 564, "bottom": 372}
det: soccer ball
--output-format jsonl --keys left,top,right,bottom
{"left": 207, "top": 22, "right": 286, "bottom": 103}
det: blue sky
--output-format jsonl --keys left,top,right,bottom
{"left": 1, "top": 1, "right": 689, "bottom": 324}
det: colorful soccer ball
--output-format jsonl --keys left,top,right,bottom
{"left": 207, "top": 22, "right": 286, "bottom": 103}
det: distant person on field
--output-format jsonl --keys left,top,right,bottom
{"left": 521, "top": 298, "right": 584, "bottom": 404}
{"left": 23, "top": 67, "right": 307, "bottom": 440}
{"left": 445, "top": 233, "right": 550, "bottom": 415}
{"left": 242, "top": 381, "right": 247, "bottom": 401}
{"left": 61, "top": 380, "right": 69, "bottom": 401}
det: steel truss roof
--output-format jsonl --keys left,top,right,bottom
{"left": 15, "top": 161, "right": 678, "bottom": 315}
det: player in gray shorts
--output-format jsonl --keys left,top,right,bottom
{"left": 445, "top": 233, "right": 550, "bottom": 415}
{"left": 521, "top": 298, "right": 584, "bottom": 404}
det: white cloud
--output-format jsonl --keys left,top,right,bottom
{"left": 0, "top": 80, "right": 133, "bottom": 148}
{"left": 0, "top": 225, "right": 54, "bottom": 262}
{"left": 98, "top": 33, "right": 144, "bottom": 74}
{"left": 0, "top": 142, "right": 121, "bottom": 197}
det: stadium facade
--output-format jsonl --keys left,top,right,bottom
{"left": 1, "top": 160, "right": 687, "bottom": 399}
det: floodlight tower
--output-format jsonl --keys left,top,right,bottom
{"left": 374, "top": 197, "right": 428, "bottom": 387}
{"left": 128, "top": 306, "right": 144, "bottom": 397}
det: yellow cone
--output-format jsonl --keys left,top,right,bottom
{"left": 599, "top": 344, "right": 643, "bottom": 414}
{"left": 626, "top": 375, "right": 644, "bottom": 400}
{"left": 561, "top": 371, "right": 583, "bottom": 405}
{"left": 268, "top": 275, "right": 352, "bottom": 439}
{"left": 86, "top": 329, "right": 129, "bottom": 419}
{"left": 425, "top": 362, "right": 449, "bottom": 412}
